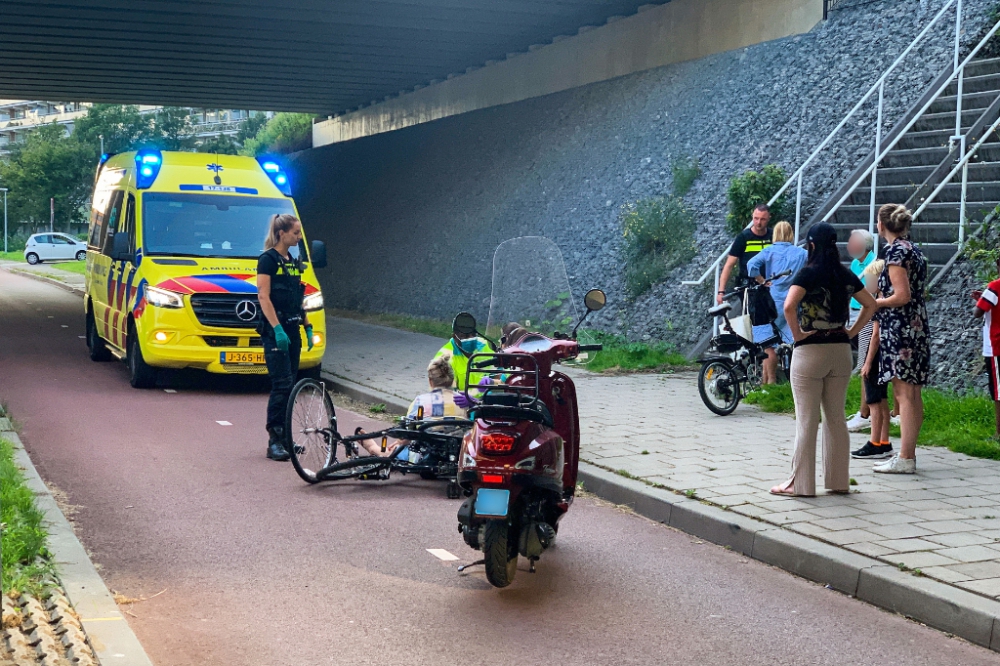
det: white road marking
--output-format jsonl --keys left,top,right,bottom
{"left": 61, "top": 325, "right": 68, "bottom": 328}
{"left": 426, "top": 549, "right": 459, "bottom": 561}
{"left": 164, "top": 389, "right": 177, "bottom": 394}
{"left": 78, "top": 335, "right": 85, "bottom": 339}
{"left": 216, "top": 421, "right": 233, "bottom": 426}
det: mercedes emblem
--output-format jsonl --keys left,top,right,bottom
{"left": 235, "top": 300, "right": 258, "bottom": 322}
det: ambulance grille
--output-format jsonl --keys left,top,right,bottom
{"left": 190, "top": 294, "right": 260, "bottom": 329}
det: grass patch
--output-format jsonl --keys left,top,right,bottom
{"left": 329, "top": 308, "right": 452, "bottom": 339}
{"left": 744, "top": 376, "right": 1000, "bottom": 461}
{"left": 584, "top": 331, "right": 693, "bottom": 373}
{"left": 1, "top": 437, "right": 55, "bottom": 596}
{"left": 0, "top": 250, "right": 25, "bottom": 261}
{"left": 48, "top": 260, "right": 87, "bottom": 276}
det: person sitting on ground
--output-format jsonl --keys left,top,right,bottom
{"left": 852, "top": 260, "right": 894, "bottom": 460}
{"left": 973, "top": 253, "right": 1000, "bottom": 440}
{"left": 746, "top": 220, "right": 807, "bottom": 347}
{"left": 357, "top": 354, "right": 465, "bottom": 457}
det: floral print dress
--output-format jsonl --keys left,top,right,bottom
{"left": 875, "top": 238, "right": 930, "bottom": 386}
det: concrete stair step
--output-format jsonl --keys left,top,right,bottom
{"left": 828, "top": 221, "right": 961, "bottom": 244}
{"left": 881, "top": 142, "right": 1000, "bottom": 168}
{"left": 944, "top": 71, "right": 1000, "bottom": 96}
{"left": 961, "top": 56, "right": 1000, "bottom": 79}
{"left": 893, "top": 127, "right": 998, "bottom": 150}
{"left": 831, "top": 200, "right": 999, "bottom": 224}
{"left": 857, "top": 161, "right": 1000, "bottom": 186}
{"left": 929, "top": 89, "right": 1000, "bottom": 114}
{"left": 849, "top": 181, "right": 1000, "bottom": 205}
{"left": 912, "top": 107, "right": 992, "bottom": 132}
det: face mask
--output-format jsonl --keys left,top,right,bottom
{"left": 457, "top": 338, "right": 478, "bottom": 355}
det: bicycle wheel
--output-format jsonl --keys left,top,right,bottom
{"left": 317, "top": 455, "right": 388, "bottom": 481}
{"left": 698, "top": 360, "right": 740, "bottom": 416}
{"left": 286, "top": 379, "right": 335, "bottom": 483}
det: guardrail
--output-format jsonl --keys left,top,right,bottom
{"left": 683, "top": 0, "right": 997, "bottom": 305}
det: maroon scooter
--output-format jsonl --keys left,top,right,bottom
{"left": 455, "top": 287, "right": 606, "bottom": 587}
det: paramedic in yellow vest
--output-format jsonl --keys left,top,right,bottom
{"left": 434, "top": 311, "right": 491, "bottom": 409}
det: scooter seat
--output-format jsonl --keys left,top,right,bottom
{"left": 470, "top": 400, "right": 554, "bottom": 428}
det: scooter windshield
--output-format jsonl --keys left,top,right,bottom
{"left": 486, "top": 237, "right": 594, "bottom": 358}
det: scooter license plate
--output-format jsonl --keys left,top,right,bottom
{"left": 474, "top": 488, "right": 510, "bottom": 517}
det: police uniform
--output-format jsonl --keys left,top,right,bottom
{"left": 258, "top": 247, "right": 306, "bottom": 447}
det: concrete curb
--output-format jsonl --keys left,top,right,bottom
{"left": 4, "top": 265, "right": 85, "bottom": 297}
{"left": 577, "top": 463, "right": 1000, "bottom": 652}
{"left": 2, "top": 425, "right": 155, "bottom": 665}
{"left": 320, "top": 369, "right": 410, "bottom": 414}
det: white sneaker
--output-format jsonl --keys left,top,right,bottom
{"left": 890, "top": 414, "right": 901, "bottom": 427}
{"left": 846, "top": 412, "right": 871, "bottom": 432}
{"left": 873, "top": 454, "right": 916, "bottom": 474}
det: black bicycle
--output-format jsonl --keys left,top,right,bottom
{"left": 698, "top": 274, "right": 794, "bottom": 416}
{"left": 284, "top": 378, "right": 472, "bottom": 498}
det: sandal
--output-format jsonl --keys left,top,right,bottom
{"left": 769, "top": 480, "right": 796, "bottom": 496}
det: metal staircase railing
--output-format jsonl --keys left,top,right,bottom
{"left": 682, "top": 0, "right": 994, "bottom": 302}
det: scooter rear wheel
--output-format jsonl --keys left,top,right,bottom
{"left": 483, "top": 520, "right": 518, "bottom": 588}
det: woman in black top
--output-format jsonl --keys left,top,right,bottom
{"left": 258, "top": 214, "right": 314, "bottom": 461}
{"left": 770, "top": 223, "right": 876, "bottom": 497}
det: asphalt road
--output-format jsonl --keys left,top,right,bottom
{"left": 2, "top": 268, "right": 998, "bottom": 666}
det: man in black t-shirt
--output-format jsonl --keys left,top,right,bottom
{"left": 717, "top": 204, "right": 773, "bottom": 305}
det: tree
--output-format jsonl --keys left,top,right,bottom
{"left": 0, "top": 123, "right": 95, "bottom": 229}
{"left": 725, "top": 164, "right": 790, "bottom": 235}
{"left": 151, "top": 106, "right": 192, "bottom": 150}
{"left": 72, "top": 104, "right": 153, "bottom": 154}
{"left": 237, "top": 114, "right": 269, "bottom": 143}
{"left": 239, "top": 113, "right": 315, "bottom": 156}
{"left": 196, "top": 133, "right": 240, "bottom": 155}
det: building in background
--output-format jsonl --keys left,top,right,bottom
{"left": 0, "top": 100, "right": 269, "bottom": 155}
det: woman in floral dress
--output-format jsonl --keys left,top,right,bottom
{"left": 872, "top": 203, "right": 930, "bottom": 474}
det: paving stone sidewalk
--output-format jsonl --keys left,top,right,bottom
{"left": 324, "top": 315, "right": 1000, "bottom": 601}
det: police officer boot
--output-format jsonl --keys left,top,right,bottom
{"left": 266, "top": 426, "right": 290, "bottom": 461}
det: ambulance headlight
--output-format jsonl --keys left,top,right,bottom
{"left": 146, "top": 285, "right": 184, "bottom": 309}
{"left": 302, "top": 291, "right": 324, "bottom": 312}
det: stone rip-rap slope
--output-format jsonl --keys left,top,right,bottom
{"left": 291, "top": 0, "right": 994, "bottom": 390}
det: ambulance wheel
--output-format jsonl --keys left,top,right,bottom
{"left": 127, "top": 322, "right": 158, "bottom": 389}
{"left": 86, "top": 308, "right": 112, "bottom": 362}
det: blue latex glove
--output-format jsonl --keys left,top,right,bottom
{"left": 304, "top": 324, "right": 314, "bottom": 351}
{"left": 478, "top": 376, "right": 493, "bottom": 386}
{"left": 454, "top": 391, "right": 474, "bottom": 409}
{"left": 273, "top": 324, "right": 290, "bottom": 353}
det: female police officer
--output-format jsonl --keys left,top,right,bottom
{"left": 258, "top": 213, "right": 314, "bottom": 461}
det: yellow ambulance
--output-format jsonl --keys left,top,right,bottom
{"left": 84, "top": 150, "right": 327, "bottom": 388}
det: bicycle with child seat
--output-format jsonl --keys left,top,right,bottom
{"left": 698, "top": 272, "right": 794, "bottom": 416}
{"left": 283, "top": 378, "right": 472, "bottom": 498}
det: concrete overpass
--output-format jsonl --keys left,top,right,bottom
{"left": 0, "top": 0, "right": 823, "bottom": 141}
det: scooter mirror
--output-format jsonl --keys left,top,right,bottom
{"left": 583, "top": 289, "right": 607, "bottom": 312}
{"left": 453, "top": 312, "right": 477, "bottom": 338}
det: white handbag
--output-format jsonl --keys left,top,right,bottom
{"left": 728, "top": 291, "right": 754, "bottom": 342}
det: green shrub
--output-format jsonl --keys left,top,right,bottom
{"left": 964, "top": 213, "right": 1000, "bottom": 283}
{"left": 725, "top": 164, "right": 790, "bottom": 236}
{"left": 671, "top": 156, "right": 701, "bottom": 197}
{"left": 621, "top": 196, "right": 697, "bottom": 298}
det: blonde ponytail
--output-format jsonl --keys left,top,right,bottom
{"left": 263, "top": 214, "right": 300, "bottom": 251}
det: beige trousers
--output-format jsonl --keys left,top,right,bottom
{"left": 789, "top": 343, "right": 853, "bottom": 496}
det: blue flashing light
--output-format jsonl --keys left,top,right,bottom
{"left": 135, "top": 148, "right": 163, "bottom": 189}
{"left": 256, "top": 156, "right": 292, "bottom": 196}
{"left": 99, "top": 153, "right": 110, "bottom": 164}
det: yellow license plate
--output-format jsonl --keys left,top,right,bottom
{"left": 221, "top": 351, "right": 265, "bottom": 364}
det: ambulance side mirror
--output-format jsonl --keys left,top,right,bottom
{"left": 310, "top": 240, "right": 327, "bottom": 269}
{"left": 110, "top": 232, "right": 131, "bottom": 262}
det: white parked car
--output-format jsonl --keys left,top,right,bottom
{"left": 23, "top": 233, "right": 88, "bottom": 264}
